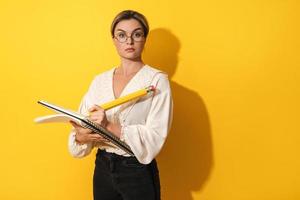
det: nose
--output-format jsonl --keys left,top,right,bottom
{"left": 126, "top": 36, "right": 134, "bottom": 45}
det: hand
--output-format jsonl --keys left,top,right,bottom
{"left": 88, "top": 105, "right": 109, "bottom": 128}
{"left": 70, "top": 121, "right": 108, "bottom": 144}
{"left": 88, "top": 104, "right": 122, "bottom": 138}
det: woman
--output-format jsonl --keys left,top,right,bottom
{"left": 69, "top": 10, "right": 173, "bottom": 200}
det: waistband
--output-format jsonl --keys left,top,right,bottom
{"left": 96, "top": 149, "right": 156, "bottom": 166}
{"left": 97, "top": 149, "right": 135, "bottom": 160}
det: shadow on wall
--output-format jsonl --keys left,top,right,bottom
{"left": 143, "top": 28, "right": 214, "bottom": 200}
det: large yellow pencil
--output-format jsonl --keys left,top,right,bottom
{"left": 91, "top": 85, "right": 155, "bottom": 113}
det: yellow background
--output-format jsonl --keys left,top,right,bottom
{"left": 1, "top": 0, "right": 299, "bottom": 199}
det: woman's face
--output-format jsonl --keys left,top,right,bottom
{"left": 113, "top": 19, "right": 146, "bottom": 61}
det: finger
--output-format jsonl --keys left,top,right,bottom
{"left": 89, "top": 114, "right": 104, "bottom": 121}
{"left": 70, "top": 123, "right": 90, "bottom": 134}
{"left": 89, "top": 105, "right": 99, "bottom": 112}
{"left": 88, "top": 105, "right": 103, "bottom": 112}
{"left": 91, "top": 135, "right": 108, "bottom": 142}
{"left": 70, "top": 121, "right": 80, "bottom": 128}
{"left": 96, "top": 138, "right": 109, "bottom": 143}
{"left": 69, "top": 120, "right": 77, "bottom": 125}
{"left": 89, "top": 134, "right": 102, "bottom": 139}
{"left": 99, "top": 137, "right": 109, "bottom": 142}
{"left": 70, "top": 122, "right": 87, "bottom": 131}
{"left": 93, "top": 135, "right": 109, "bottom": 142}
{"left": 81, "top": 128, "right": 92, "bottom": 134}
{"left": 90, "top": 111, "right": 106, "bottom": 119}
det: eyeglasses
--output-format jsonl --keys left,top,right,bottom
{"left": 114, "top": 30, "right": 145, "bottom": 43}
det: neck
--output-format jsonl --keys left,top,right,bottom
{"left": 117, "top": 57, "right": 145, "bottom": 76}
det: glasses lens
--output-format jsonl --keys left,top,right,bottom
{"left": 132, "top": 31, "right": 144, "bottom": 42}
{"left": 116, "top": 32, "right": 126, "bottom": 43}
{"left": 115, "top": 31, "right": 145, "bottom": 43}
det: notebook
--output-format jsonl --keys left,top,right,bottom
{"left": 35, "top": 100, "right": 134, "bottom": 156}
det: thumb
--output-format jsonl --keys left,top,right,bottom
{"left": 70, "top": 120, "right": 80, "bottom": 128}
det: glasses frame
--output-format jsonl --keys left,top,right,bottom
{"left": 113, "top": 30, "right": 145, "bottom": 43}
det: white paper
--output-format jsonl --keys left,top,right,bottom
{"left": 34, "top": 114, "right": 82, "bottom": 124}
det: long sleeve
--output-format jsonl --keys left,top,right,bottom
{"left": 67, "top": 78, "right": 98, "bottom": 158}
{"left": 120, "top": 73, "right": 173, "bottom": 164}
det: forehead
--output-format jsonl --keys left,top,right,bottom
{"left": 115, "top": 19, "right": 143, "bottom": 32}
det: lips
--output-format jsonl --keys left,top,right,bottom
{"left": 125, "top": 48, "right": 135, "bottom": 52}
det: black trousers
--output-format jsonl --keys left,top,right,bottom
{"left": 93, "top": 149, "right": 161, "bottom": 200}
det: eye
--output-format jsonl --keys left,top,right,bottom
{"left": 133, "top": 32, "right": 143, "bottom": 38}
{"left": 117, "top": 32, "right": 126, "bottom": 38}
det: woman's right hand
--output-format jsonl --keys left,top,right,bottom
{"left": 70, "top": 121, "right": 108, "bottom": 144}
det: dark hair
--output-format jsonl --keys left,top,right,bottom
{"left": 111, "top": 10, "right": 149, "bottom": 38}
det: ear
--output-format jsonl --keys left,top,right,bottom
{"left": 112, "top": 35, "right": 118, "bottom": 42}
{"left": 112, "top": 37, "right": 117, "bottom": 46}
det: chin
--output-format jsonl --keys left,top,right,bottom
{"left": 121, "top": 54, "right": 141, "bottom": 60}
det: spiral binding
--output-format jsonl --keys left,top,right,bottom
{"left": 82, "top": 118, "right": 134, "bottom": 156}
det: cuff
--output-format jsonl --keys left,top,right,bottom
{"left": 120, "top": 123, "right": 128, "bottom": 142}
{"left": 70, "top": 132, "right": 88, "bottom": 149}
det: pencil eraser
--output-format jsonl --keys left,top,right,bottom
{"left": 149, "top": 85, "right": 156, "bottom": 91}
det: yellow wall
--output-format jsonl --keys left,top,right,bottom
{"left": 1, "top": 0, "right": 299, "bottom": 199}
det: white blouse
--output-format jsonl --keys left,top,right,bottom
{"left": 68, "top": 65, "right": 173, "bottom": 164}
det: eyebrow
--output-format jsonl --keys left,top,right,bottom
{"left": 115, "top": 27, "right": 143, "bottom": 32}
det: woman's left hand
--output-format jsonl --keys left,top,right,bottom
{"left": 88, "top": 105, "right": 109, "bottom": 128}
